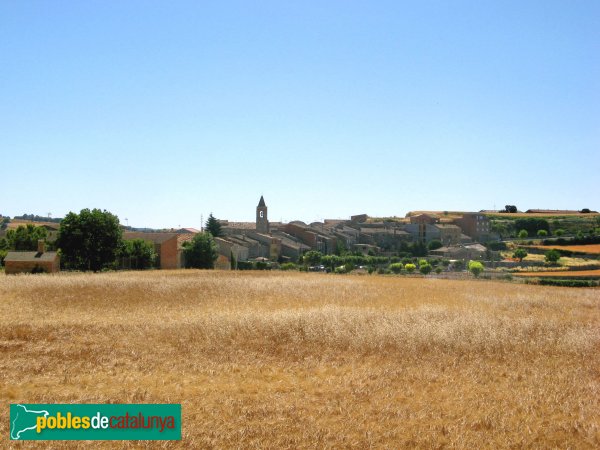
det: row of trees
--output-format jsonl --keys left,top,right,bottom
{"left": 1, "top": 209, "right": 220, "bottom": 272}
{"left": 58, "top": 209, "right": 220, "bottom": 271}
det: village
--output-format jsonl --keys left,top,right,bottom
{"left": 1, "top": 196, "right": 499, "bottom": 272}
{"left": 3, "top": 196, "right": 598, "bottom": 278}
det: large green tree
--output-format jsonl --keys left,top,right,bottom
{"left": 183, "top": 232, "right": 218, "bottom": 269}
{"left": 205, "top": 213, "right": 223, "bottom": 237}
{"left": 56, "top": 208, "right": 122, "bottom": 271}
{"left": 6, "top": 224, "right": 48, "bottom": 250}
{"left": 120, "top": 239, "right": 157, "bottom": 270}
{"left": 303, "top": 250, "right": 323, "bottom": 266}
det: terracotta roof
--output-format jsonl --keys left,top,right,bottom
{"left": 176, "top": 228, "right": 200, "bottom": 234}
{"left": 223, "top": 222, "right": 256, "bottom": 230}
{"left": 5, "top": 251, "right": 59, "bottom": 262}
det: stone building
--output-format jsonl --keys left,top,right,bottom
{"left": 4, "top": 240, "right": 60, "bottom": 274}
{"left": 454, "top": 213, "right": 491, "bottom": 242}
{"left": 256, "top": 196, "right": 269, "bottom": 234}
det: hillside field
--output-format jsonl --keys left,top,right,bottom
{"left": 1, "top": 271, "right": 599, "bottom": 448}
{"left": 527, "top": 244, "right": 600, "bottom": 255}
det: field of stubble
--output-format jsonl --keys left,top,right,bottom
{"left": 0, "top": 270, "right": 599, "bottom": 448}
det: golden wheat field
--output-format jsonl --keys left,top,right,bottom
{"left": 1, "top": 270, "right": 599, "bottom": 448}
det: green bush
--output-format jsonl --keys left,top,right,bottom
{"left": 389, "top": 263, "right": 403, "bottom": 274}
{"left": 419, "top": 263, "right": 432, "bottom": 275}
{"left": 255, "top": 261, "right": 271, "bottom": 270}
{"left": 280, "top": 262, "right": 297, "bottom": 271}
{"left": 545, "top": 250, "right": 561, "bottom": 264}
{"left": 405, "top": 263, "right": 416, "bottom": 273}
{"left": 237, "top": 261, "right": 254, "bottom": 270}
{"left": 468, "top": 260, "right": 485, "bottom": 277}
{"left": 512, "top": 248, "right": 528, "bottom": 262}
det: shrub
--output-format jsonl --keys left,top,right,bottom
{"left": 468, "top": 260, "right": 485, "bottom": 278}
{"left": 518, "top": 230, "right": 528, "bottom": 239}
{"left": 237, "top": 261, "right": 254, "bottom": 270}
{"left": 255, "top": 261, "right": 271, "bottom": 270}
{"left": 512, "top": 248, "right": 528, "bottom": 262}
{"left": 419, "top": 263, "right": 432, "bottom": 275}
{"left": 303, "top": 251, "right": 323, "bottom": 266}
{"left": 537, "top": 229, "right": 548, "bottom": 237}
{"left": 389, "top": 263, "right": 403, "bottom": 274}
{"left": 405, "top": 263, "right": 416, "bottom": 273}
{"left": 435, "top": 267, "right": 442, "bottom": 274}
{"left": 280, "top": 262, "right": 297, "bottom": 271}
{"left": 545, "top": 250, "right": 561, "bottom": 264}
{"left": 555, "top": 229, "right": 565, "bottom": 236}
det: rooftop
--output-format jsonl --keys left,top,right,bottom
{"left": 5, "top": 251, "right": 59, "bottom": 262}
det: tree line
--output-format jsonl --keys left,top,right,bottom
{"left": 1, "top": 209, "right": 220, "bottom": 271}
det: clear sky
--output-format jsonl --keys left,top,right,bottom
{"left": 1, "top": 1, "right": 598, "bottom": 228}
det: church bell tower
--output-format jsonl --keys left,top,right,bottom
{"left": 256, "top": 195, "right": 269, "bottom": 234}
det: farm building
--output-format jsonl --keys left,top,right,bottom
{"left": 4, "top": 241, "right": 60, "bottom": 274}
{"left": 122, "top": 232, "right": 180, "bottom": 269}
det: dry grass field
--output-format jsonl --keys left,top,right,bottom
{"left": 528, "top": 244, "right": 600, "bottom": 255}
{"left": 1, "top": 270, "right": 599, "bottom": 448}
{"left": 513, "top": 269, "right": 600, "bottom": 278}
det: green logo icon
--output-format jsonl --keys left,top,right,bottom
{"left": 10, "top": 404, "right": 181, "bottom": 440}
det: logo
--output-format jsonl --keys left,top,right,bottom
{"left": 10, "top": 404, "right": 181, "bottom": 440}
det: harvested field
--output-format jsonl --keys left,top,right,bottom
{"left": 527, "top": 244, "right": 600, "bottom": 254}
{"left": 514, "top": 269, "right": 600, "bottom": 278}
{"left": 1, "top": 271, "right": 599, "bottom": 448}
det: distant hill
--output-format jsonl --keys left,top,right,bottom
{"left": 13, "top": 214, "right": 62, "bottom": 223}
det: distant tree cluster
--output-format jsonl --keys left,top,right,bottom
{"left": 119, "top": 239, "right": 157, "bottom": 270}
{"left": 5, "top": 224, "right": 48, "bottom": 251}
{"left": 500, "top": 205, "right": 518, "bottom": 213}
{"left": 13, "top": 213, "right": 62, "bottom": 223}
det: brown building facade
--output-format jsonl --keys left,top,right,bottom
{"left": 4, "top": 241, "right": 60, "bottom": 274}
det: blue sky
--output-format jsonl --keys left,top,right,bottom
{"left": 1, "top": 1, "right": 598, "bottom": 228}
